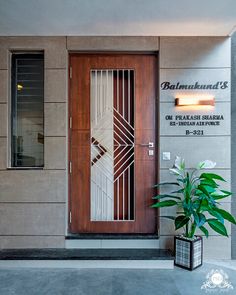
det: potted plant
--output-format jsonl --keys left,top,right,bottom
{"left": 152, "top": 156, "right": 235, "bottom": 270}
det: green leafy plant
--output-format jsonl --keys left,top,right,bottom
{"left": 152, "top": 156, "right": 235, "bottom": 238}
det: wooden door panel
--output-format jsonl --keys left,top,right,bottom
{"left": 70, "top": 131, "right": 90, "bottom": 233}
{"left": 69, "top": 54, "right": 158, "bottom": 234}
{"left": 70, "top": 56, "right": 90, "bottom": 130}
{"left": 135, "top": 160, "right": 157, "bottom": 233}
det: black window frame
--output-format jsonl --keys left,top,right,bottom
{"left": 10, "top": 52, "right": 44, "bottom": 168}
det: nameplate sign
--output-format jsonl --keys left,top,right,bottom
{"left": 161, "top": 81, "right": 229, "bottom": 90}
{"left": 164, "top": 114, "right": 225, "bottom": 136}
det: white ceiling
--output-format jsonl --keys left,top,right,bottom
{"left": 0, "top": 0, "right": 235, "bottom": 36}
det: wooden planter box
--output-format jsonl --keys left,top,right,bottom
{"left": 174, "top": 235, "right": 203, "bottom": 270}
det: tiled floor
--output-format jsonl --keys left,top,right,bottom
{"left": 0, "top": 260, "right": 235, "bottom": 295}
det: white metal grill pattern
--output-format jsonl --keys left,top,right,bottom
{"left": 90, "top": 69, "right": 134, "bottom": 221}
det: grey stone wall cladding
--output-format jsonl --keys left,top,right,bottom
{"left": 159, "top": 37, "right": 231, "bottom": 259}
{"left": 0, "top": 36, "right": 232, "bottom": 258}
{"left": 0, "top": 37, "right": 67, "bottom": 249}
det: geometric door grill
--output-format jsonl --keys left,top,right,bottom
{"left": 90, "top": 69, "right": 135, "bottom": 221}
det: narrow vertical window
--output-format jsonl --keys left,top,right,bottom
{"left": 11, "top": 53, "right": 44, "bottom": 167}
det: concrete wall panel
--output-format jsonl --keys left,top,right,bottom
{"left": 45, "top": 69, "right": 67, "bottom": 102}
{"left": 0, "top": 70, "right": 8, "bottom": 102}
{"left": 0, "top": 104, "right": 7, "bottom": 137}
{"left": 0, "top": 37, "right": 67, "bottom": 69}
{"left": 67, "top": 36, "right": 159, "bottom": 51}
{"left": 0, "top": 236, "right": 65, "bottom": 249}
{"left": 0, "top": 170, "right": 66, "bottom": 202}
{"left": 0, "top": 138, "right": 7, "bottom": 169}
{"left": 160, "top": 136, "right": 230, "bottom": 169}
{"left": 232, "top": 31, "right": 236, "bottom": 259}
{"left": 45, "top": 103, "right": 66, "bottom": 136}
{"left": 44, "top": 137, "right": 66, "bottom": 170}
{"left": 0, "top": 203, "right": 65, "bottom": 235}
{"left": 160, "top": 37, "right": 230, "bottom": 68}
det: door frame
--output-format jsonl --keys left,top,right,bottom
{"left": 67, "top": 51, "right": 160, "bottom": 235}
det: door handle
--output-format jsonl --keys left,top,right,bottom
{"left": 138, "top": 142, "right": 154, "bottom": 148}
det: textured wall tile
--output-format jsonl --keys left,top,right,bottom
{"left": 44, "top": 137, "right": 66, "bottom": 169}
{"left": 0, "top": 37, "right": 67, "bottom": 69}
{"left": 0, "top": 70, "right": 8, "bottom": 102}
{"left": 44, "top": 38, "right": 67, "bottom": 69}
{"left": 0, "top": 138, "right": 7, "bottom": 169}
{"left": 203, "top": 236, "right": 231, "bottom": 259}
{"left": 0, "top": 104, "right": 7, "bottom": 137}
{"left": 0, "top": 48, "right": 8, "bottom": 69}
{"left": 0, "top": 170, "right": 66, "bottom": 202}
{"left": 0, "top": 203, "right": 65, "bottom": 235}
{"left": 160, "top": 37, "right": 230, "bottom": 68}
{"left": 45, "top": 69, "right": 67, "bottom": 102}
{"left": 160, "top": 136, "right": 230, "bottom": 169}
{"left": 231, "top": 32, "right": 236, "bottom": 259}
{"left": 67, "top": 36, "right": 159, "bottom": 51}
{"left": 0, "top": 236, "right": 65, "bottom": 249}
{"left": 45, "top": 103, "right": 66, "bottom": 136}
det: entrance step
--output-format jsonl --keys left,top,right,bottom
{"left": 65, "top": 239, "right": 160, "bottom": 249}
{"left": 0, "top": 249, "right": 174, "bottom": 269}
{"left": 65, "top": 234, "right": 160, "bottom": 249}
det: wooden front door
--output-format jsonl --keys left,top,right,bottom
{"left": 69, "top": 54, "right": 158, "bottom": 234}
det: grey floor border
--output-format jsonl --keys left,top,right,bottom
{"left": 0, "top": 260, "right": 174, "bottom": 269}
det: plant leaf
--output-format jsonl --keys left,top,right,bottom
{"left": 211, "top": 190, "right": 232, "bottom": 200}
{"left": 200, "top": 205, "right": 211, "bottom": 212}
{"left": 152, "top": 194, "right": 181, "bottom": 200}
{"left": 198, "top": 213, "right": 206, "bottom": 227}
{"left": 199, "top": 225, "right": 209, "bottom": 238}
{"left": 193, "top": 211, "right": 199, "bottom": 225}
{"left": 175, "top": 215, "right": 190, "bottom": 230}
{"left": 209, "top": 209, "right": 224, "bottom": 224}
{"left": 197, "top": 160, "right": 216, "bottom": 169}
{"left": 193, "top": 212, "right": 206, "bottom": 227}
{"left": 220, "top": 190, "right": 232, "bottom": 196}
{"left": 207, "top": 219, "right": 228, "bottom": 236}
{"left": 200, "top": 179, "right": 218, "bottom": 188}
{"left": 214, "top": 208, "right": 236, "bottom": 225}
{"left": 211, "top": 194, "right": 230, "bottom": 200}
{"left": 198, "top": 185, "right": 217, "bottom": 196}
{"left": 200, "top": 173, "right": 226, "bottom": 182}
{"left": 153, "top": 182, "right": 180, "bottom": 188}
{"left": 174, "top": 156, "right": 185, "bottom": 170}
{"left": 198, "top": 185, "right": 210, "bottom": 196}
{"left": 169, "top": 168, "right": 181, "bottom": 175}
{"left": 151, "top": 200, "right": 178, "bottom": 208}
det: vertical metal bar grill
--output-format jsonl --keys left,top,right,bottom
{"left": 90, "top": 69, "right": 134, "bottom": 221}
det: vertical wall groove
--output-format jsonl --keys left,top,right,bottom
{"left": 231, "top": 32, "right": 236, "bottom": 259}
